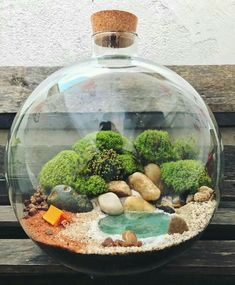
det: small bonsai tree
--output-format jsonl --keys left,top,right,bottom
{"left": 161, "top": 159, "right": 211, "bottom": 194}
{"left": 134, "top": 130, "right": 175, "bottom": 164}
{"left": 173, "top": 138, "right": 198, "bottom": 160}
{"left": 38, "top": 150, "right": 79, "bottom": 190}
{"left": 74, "top": 175, "right": 107, "bottom": 196}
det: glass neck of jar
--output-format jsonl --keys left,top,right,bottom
{"left": 92, "top": 31, "right": 138, "bottom": 57}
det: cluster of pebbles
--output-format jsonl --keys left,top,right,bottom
{"left": 23, "top": 187, "right": 48, "bottom": 218}
{"left": 102, "top": 230, "right": 142, "bottom": 247}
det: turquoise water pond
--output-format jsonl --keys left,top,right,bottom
{"left": 98, "top": 212, "right": 170, "bottom": 238}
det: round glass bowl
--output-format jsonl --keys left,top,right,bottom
{"left": 6, "top": 32, "right": 222, "bottom": 275}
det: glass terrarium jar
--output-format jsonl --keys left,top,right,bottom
{"left": 6, "top": 10, "right": 222, "bottom": 275}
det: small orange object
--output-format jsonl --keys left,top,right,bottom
{"left": 43, "top": 205, "right": 67, "bottom": 226}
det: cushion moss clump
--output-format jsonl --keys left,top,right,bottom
{"left": 72, "top": 132, "right": 97, "bottom": 157}
{"left": 96, "top": 131, "right": 124, "bottom": 153}
{"left": 38, "top": 150, "right": 79, "bottom": 190}
{"left": 173, "top": 138, "right": 198, "bottom": 160}
{"left": 118, "top": 152, "right": 142, "bottom": 177}
{"left": 72, "top": 132, "right": 98, "bottom": 174}
{"left": 87, "top": 149, "right": 124, "bottom": 181}
{"left": 134, "top": 130, "right": 175, "bottom": 164}
{"left": 161, "top": 160, "right": 211, "bottom": 194}
{"left": 74, "top": 175, "right": 107, "bottom": 196}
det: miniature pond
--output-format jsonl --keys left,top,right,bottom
{"left": 99, "top": 212, "right": 170, "bottom": 238}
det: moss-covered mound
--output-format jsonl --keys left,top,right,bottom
{"left": 134, "top": 130, "right": 175, "bottom": 164}
{"left": 38, "top": 150, "right": 79, "bottom": 190}
{"left": 161, "top": 160, "right": 211, "bottom": 194}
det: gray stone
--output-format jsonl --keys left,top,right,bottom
{"left": 47, "top": 185, "right": 93, "bottom": 213}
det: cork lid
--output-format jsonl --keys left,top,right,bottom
{"left": 91, "top": 10, "right": 138, "bottom": 34}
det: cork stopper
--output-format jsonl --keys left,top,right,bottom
{"left": 91, "top": 10, "right": 138, "bottom": 34}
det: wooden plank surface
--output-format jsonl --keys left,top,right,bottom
{"left": 0, "top": 65, "right": 234, "bottom": 114}
{"left": 0, "top": 239, "right": 235, "bottom": 278}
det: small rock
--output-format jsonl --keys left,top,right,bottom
{"left": 198, "top": 186, "right": 214, "bottom": 195}
{"left": 136, "top": 240, "right": 143, "bottom": 247}
{"left": 30, "top": 197, "right": 37, "bottom": 204}
{"left": 158, "top": 205, "right": 175, "bottom": 214}
{"left": 28, "top": 208, "right": 37, "bottom": 216}
{"left": 123, "top": 196, "right": 155, "bottom": 212}
{"left": 23, "top": 214, "right": 30, "bottom": 219}
{"left": 168, "top": 215, "right": 189, "bottom": 234}
{"left": 41, "top": 204, "right": 49, "bottom": 211}
{"left": 194, "top": 186, "right": 214, "bottom": 202}
{"left": 194, "top": 191, "right": 211, "bottom": 202}
{"left": 128, "top": 172, "right": 161, "bottom": 201}
{"left": 186, "top": 194, "right": 194, "bottom": 204}
{"left": 102, "top": 237, "right": 114, "bottom": 247}
{"left": 131, "top": 189, "right": 141, "bottom": 197}
{"left": 122, "top": 230, "right": 138, "bottom": 246}
{"left": 172, "top": 195, "right": 185, "bottom": 208}
{"left": 36, "top": 197, "right": 43, "bottom": 203}
{"left": 172, "top": 203, "right": 182, "bottom": 209}
{"left": 28, "top": 203, "right": 36, "bottom": 209}
{"left": 108, "top": 181, "right": 131, "bottom": 197}
{"left": 113, "top": 239, "right": 125, "bottom": 246}
{"left": 48, "top": 185, "right": 93, "bottom": 213}
{"left": 161, "top": 196, "right": 173, "bottom": 207}
{"left": 98, "top": 192, "right": 123, "bottom": 215}
{"left": 45, "top": 229, "right": 54, "bottom": 235}
{"left": 172, "top": 195, "right": 181, "bottom": 204}
{"left": 144, "top": 163, "right": 161, "bottom": 186}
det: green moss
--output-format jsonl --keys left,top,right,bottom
{"left": 118, "top": 152, "right": 142, "bottom": 177}
{"left": 87, "top": 149, "right": 123, "bottom": 181}
{"left": 173, "top": 138, "right": 198, "bottom": 160}
{"left": 134, "top": 130, "right": 175, "bottom": 164}
{"left": 75, "top": 175, "right": 107, "bottom": 196}
{"left": 161, "top": 160, "right": 211, "bottom": 194}
{"left": 73, "top": 132, "right": 97, "bottom": 156}
{"left": 72, "top": 132, "right": 98, "bottom": 174}
{"left": 38, "top": 150, "right": 79, "bottom": 190}
{"left": 96, "top": 131, "right": 124, "bottom": 152}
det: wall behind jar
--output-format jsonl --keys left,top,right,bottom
{"left": 0, "top": 0, "right": 234, "bottom": 66}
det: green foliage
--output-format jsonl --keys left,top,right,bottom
{"left": 73, "top": 132, "right": 97, "bottom": 156}
{"left": 96, "top": 131, "right": 124, "bottom": 152}
{"left": 38, "top": 150, "right": 79, "bottom": 190}
{"left": 118, "top": 152, "right": 142, "bottom": 177}
{"left": 134, "top": 130, "right": 175, "bottom": 164}
{"left": 161, "top": 160, "right": 211, "bottom": 194}
{"left": 72, "top": 132, "right": 98, "bottom": 174}
{"left": 87, "top": 149, "right": 123, "bottom": 181}
{"left": 74, "top": 175, "right": 107, "bottom": 196}
{"left": 173, "top": 138, "right": 198, "bottom": 160}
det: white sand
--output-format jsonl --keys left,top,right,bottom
{"left": 60, "top": 200, "right": 217, "bottom": 255}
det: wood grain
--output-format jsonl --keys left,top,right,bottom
{"left": 0, "top": 65, "right": 234, "bottom": 114}
{"left": 0, "top": 239, "right": 235, "bottom": 277}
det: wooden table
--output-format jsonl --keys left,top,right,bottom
{"left": 0, "top": 66, "right": 235, "bottom": 285}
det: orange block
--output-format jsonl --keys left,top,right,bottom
{"left": 43, "top": 205, "right": 67, "bottom": 226}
